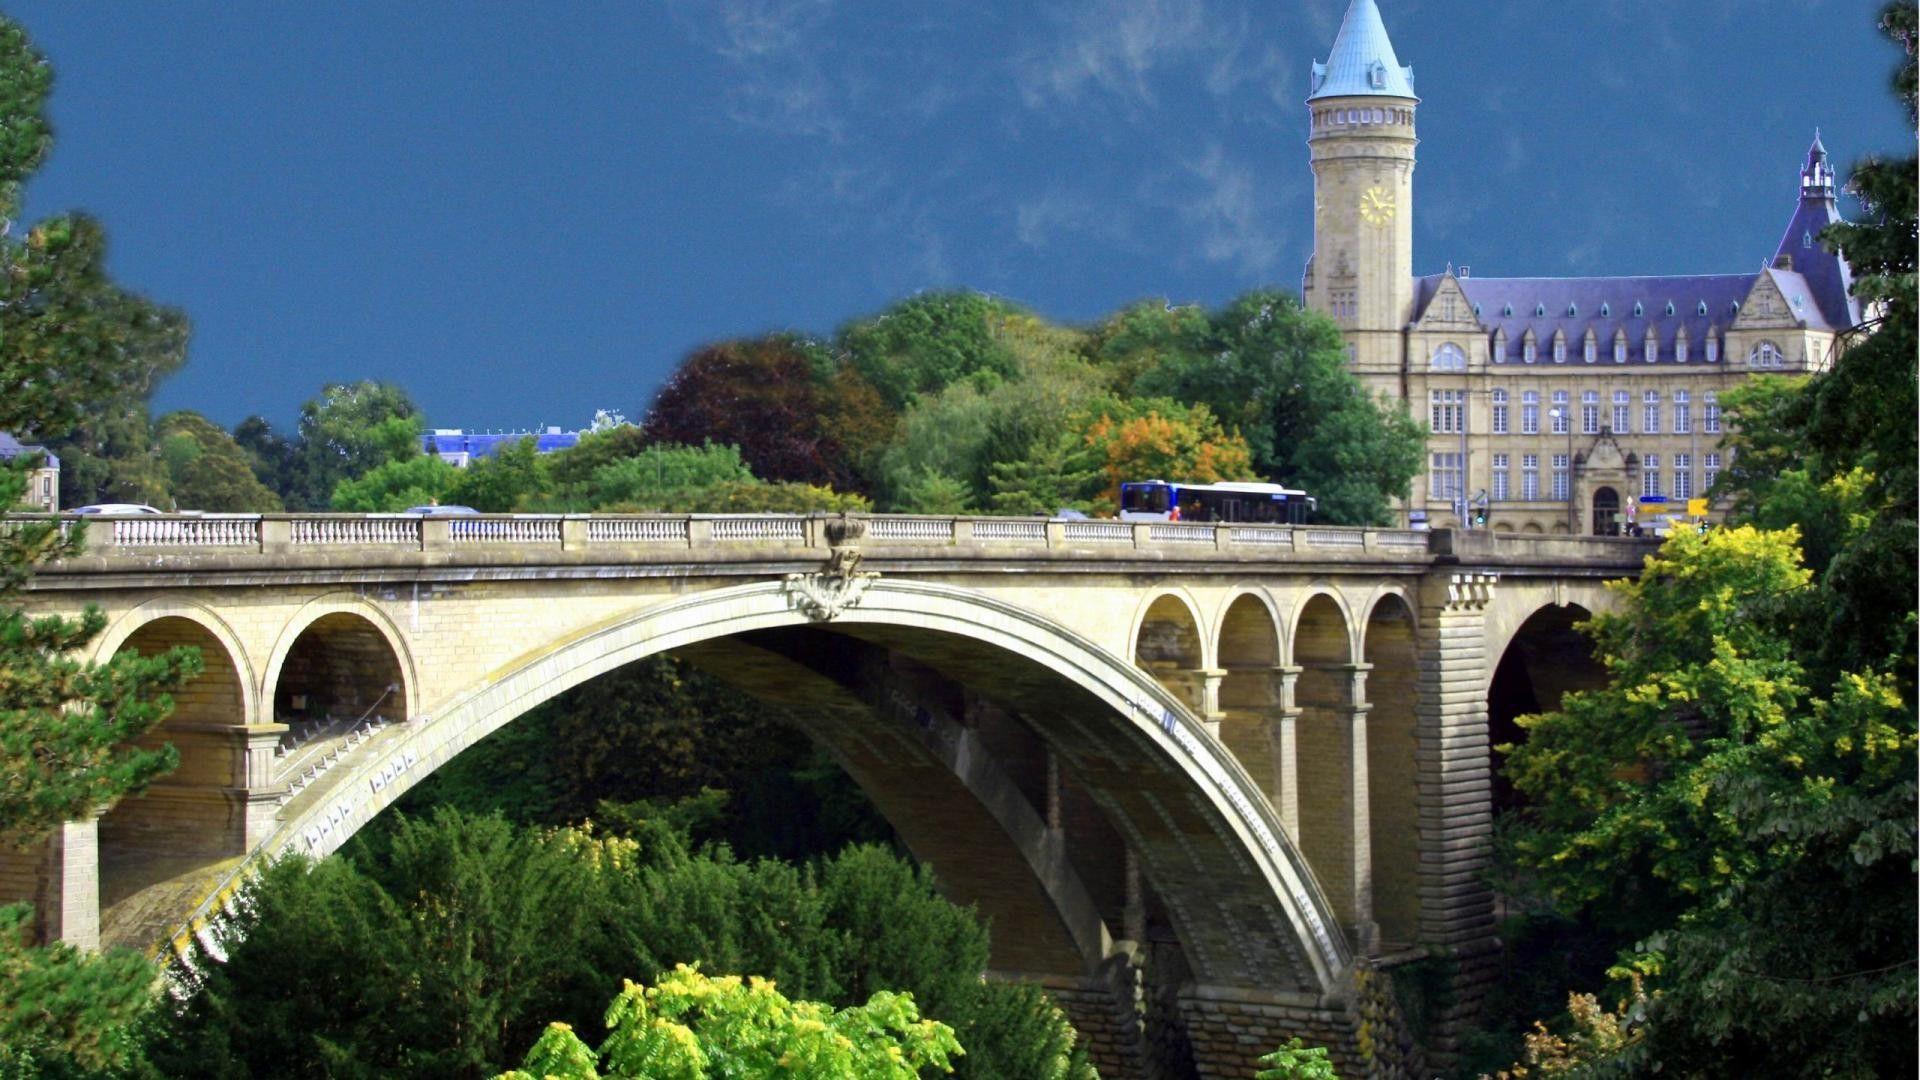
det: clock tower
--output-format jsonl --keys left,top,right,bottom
{"left": 1303, "top": 0, "right": 1417, "bottom": 383}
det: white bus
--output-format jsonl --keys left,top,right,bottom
{"left": 1118, "top": 480, "right": 1316, "bottom": 525}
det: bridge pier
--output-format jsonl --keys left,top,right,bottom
{"left": 1410, "top": 572, "right": 1502, "bottom": 1063}
{"left": 1296, "top": 661, "right": 1377, "bottom": 953}
{"left": 1217, "top": 665, "right": 1302, "bottom": 841}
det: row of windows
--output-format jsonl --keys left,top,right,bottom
{"left": 1471, "top": 452, "right": 1724, "bottom": 502}
{"left": 1431, "top": 339, "right": 1788, "bottom": 368}
{"left": 1465, "top": 389, "right": 1721, "bottom": 436}
{"left": 1313, "top": 105, "right": 1412, "bottom": 128}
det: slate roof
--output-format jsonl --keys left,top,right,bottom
{"left": 1416, "top": 274, "right": 1756, "bottom": 365}
{"left": 0, "top": 431, "right": 56, "bottom": 467}
{"left": 1771, "top": 136, "right": 1859, "bottom": 330}
{"left": 1308, "top": 0, "right": 1416, "bottom": 101}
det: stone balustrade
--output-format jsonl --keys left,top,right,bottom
{"left": 7, "top": 511, "right": 1656, "bottom": 573}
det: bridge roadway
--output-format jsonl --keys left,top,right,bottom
{"left": 5, "top": 512, "right": 1648, "bottom": 1078}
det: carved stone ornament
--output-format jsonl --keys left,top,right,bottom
{"left": 784, "top": 570, "right": 878, "bottom": 622}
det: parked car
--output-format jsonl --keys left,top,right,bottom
{"left": 402, "top": 504, "right": 481, "bottom": 515}
{"left": 72, "top": 503, "right": 162, "bottom": 515}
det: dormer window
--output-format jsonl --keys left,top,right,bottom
{"left": 1522, "top": 331, "right": 1537, "bottom": 364}
{"left": 1729, "top": 301, "right": 1740, "bottom": 317}
{"left": 1675, "top": 331, "right": 1689, "bottom": 364}
{"left": 1613, "top": 333, "right": 1627, "bottom": 364}
{"left": 1633, "top": 301, "right": 1644, "bottom": 317}
{"left": 1644, "top": 332, "right": 1659, "bottom": 363}
{"left": 1551, "top": 330, "right": 1566, "bottom": 363}
{"left": 1696, "top": 301, "right": 1708, "bottom": 316}
{"left": 1803, "top": 230, "right": 1813, "bottom": 248}
{"left": 1368, "top": 61, "right": 1387, "bottom": 89}
{"left": 1599, "top": 302, "right": 1611, "bottom": 317}
{"left": 1664, "top": 301, "right": 1676, "bottom": 317}
{"left": 1567, "top": 303, "right": 1578, "bottom": 317}
{"left": 1534, "top": 303, "right": 1546, "bottom": 317}
{"left": 1472, "top": 303, "right": 1482, "bottom": 317}
{"left": 1583, "top": 335, "right": 1597, "bottom": 364}
{"left": 1502, "top": 303, "right": 1513, "bottom": 317}
{"left": 1706, "top": 337, "right": 1719, "bottom": 363}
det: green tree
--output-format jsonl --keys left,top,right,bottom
{"left": 588, "top": 442, "right": 756, "bottom": 510}
{"left": 329, "top": 453, "right": 458, "bottom": 511}
{"left": 288, "top": 381, "right": 424, "bottom": 509}
{"left": 1498, "top": 528, "right": 1916, "bottom": 1076}
{"left": 1116, "top": 290, "right": 1424, "bottom": 524}
{"left": 986, "top": 429, "right": 1102, "bottom": 515}
{"left": 0, "top": 16, "right": 197, "bottom": 1075}
{"left": 841, "top": 291, "right": 1024, "bottom": 410}
{"left": 230, "top": 414, "right": 298, "bottom": 505}
{"left": 154, "top": 411, "right": 284, "bottom": 512}
{"left": 498, "top": 966, "right": 960, "bottom": 1080}
{"left": 447, "top": 436, "right": 550, "bottom": 512}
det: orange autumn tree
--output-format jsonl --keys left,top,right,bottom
{"left": 1079, "top": 397, "right": 1257, "bottom": 500}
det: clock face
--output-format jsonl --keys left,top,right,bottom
{"left": 1359, "top": 185, "right": 1396, "bottom": 226}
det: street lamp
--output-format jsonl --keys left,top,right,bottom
{"left": 1548, "top": 407, "right": 1574, "bottom": 533}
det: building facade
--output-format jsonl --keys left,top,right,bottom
{"left": 1302, "top": 0, "right": 1860, "bottom": 534}
{"left": 0, "top": 432, "right": 60, "bottom": 512}
{"left": 424, "top": 426, "right": 582, "bottom": 468}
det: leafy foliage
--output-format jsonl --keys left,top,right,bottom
{"left": 153, "top": 411, "right": 284, "bottom": 511}
{"left": 0, "top": 16, "right": 193, "bottom": 1074}
{"left": 291, "top": 381, "right": 424, "bottom": 509}
{"left": 497, "top": 965, "right": 961, "bottom": 1080}
{"left": 1080, "top": 398, "right": 1257, "bottom": 501}
{"left": 1255, "top": 1037, "right": 1337, "bottom": 1080}
{"left": 642, "top": 336, "right": 892, "bottom": 493}
{"left": 154, "top": 809, "right": 1088, "bottom": 1080}
{"left": 840, "top": 291, "right": 1024, "bottom": 410}
{"left": 1102, "top": 291, "right": 1424, "bottom": 524}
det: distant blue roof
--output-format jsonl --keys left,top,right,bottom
{"left": 1308, "top": 0, "right": 1416, "bottom": 102}
{"left": 0, "top": 431, "right": 56, "bottom": 468}
{"left": 425, "top": 430, "right": 581, "bottom": 460}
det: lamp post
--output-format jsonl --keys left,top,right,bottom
{"left": 1549, "top": 406, "right": 1574, "bottom": 533}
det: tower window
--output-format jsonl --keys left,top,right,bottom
{"left": 1369, "top": 61, "right": 1387, "bottom": 89}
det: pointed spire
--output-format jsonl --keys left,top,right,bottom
{"left": 1801, "top": 127, "right": 1834, "bottom": 198}
{"left": 1308, "top": 0, "right": 1417, "bottom": 101}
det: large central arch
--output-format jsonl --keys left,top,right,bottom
{"left": 176, "top": 577, "right": 1352, "bottom": 1000}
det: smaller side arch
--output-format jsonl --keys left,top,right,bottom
{"left": 1132, "top": 590, "right": 1209, "bottom": 714}
{"left": 260, "top": 595, "right": 421, "bottom": 724}
{"left": 94, "top": 599, "right": 260, "bottom": 723}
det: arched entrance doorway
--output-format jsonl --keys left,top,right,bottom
{"left": 1591, "top": 487, "right": 1620, "bottom": 536}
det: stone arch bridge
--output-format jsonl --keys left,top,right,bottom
{"left": 4, "top": 512, "right": 1641, "bottom": 1078}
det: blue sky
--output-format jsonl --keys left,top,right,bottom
{"left": 7, "top": 1, "right": 1909, "bottom": 430}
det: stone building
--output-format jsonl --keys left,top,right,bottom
{"left": 1301, "top": 0, "right": 1862, "bottom": 534}
{"left": 0, "top": 431, "right": 60, "bottom": 512}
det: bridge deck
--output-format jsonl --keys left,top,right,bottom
{"left": 21, "top": 513, "right": 1653, "bottom": 586}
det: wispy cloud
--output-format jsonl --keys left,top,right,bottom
{"left": 671, "top": 0, "right": 848, "bottom": 139}
{"left": 1172, "top": 143, "right": 1285, "bottom": 275}
{"left": 1018, "top": 0, "right": 1252, "bottom": 113}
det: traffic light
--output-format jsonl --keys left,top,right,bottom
{"left": 1472, "top": 507, "right": 1488, "bottom": 527}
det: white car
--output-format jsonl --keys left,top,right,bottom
{"left": 72, "top": 503, "right": 163, "bottom": 515}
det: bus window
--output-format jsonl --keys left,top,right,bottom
{"left": 1122, "top": 484, "right": 1170, "bottom": 513}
